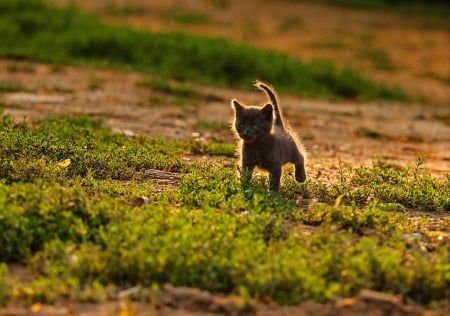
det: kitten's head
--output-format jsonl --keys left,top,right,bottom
{"left": 231, "top": 99, "right": 273, "bottom": 143}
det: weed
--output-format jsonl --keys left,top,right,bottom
{"left": 50, "top": 86, "right": 75, "bottom": 94}
{"left": 355, "top": 127, "right": 391, "bottom": 140}
{"left": 106, "top": 5, "right": 145, "bottom": 16}
{"left": 0, "top": 81, "right": 27, "bottom": 93}
{"left": 137, "top": 77, "right": 224, "bottom": 105}
{"left": 312, "top": 41, "right": 347, "bottom": 50}
{"left": 294, "top": 0, "right": 450, "bottom": 30}
{"left": 277, "top": 16, "right": 304, "bottom": 33}
{"left": 194, "top": 120, "right": 230, "bottom": 131}
{"left": 0, "top": 263, "right": 6, "bottom": 305}
{"left": 88, "top": 75, "right": 104, "bottom": 90}
{"left": 358, "top": 48, "right": 396, "bottom": 71}
{"left": 433, "top": 113, "right": 450, "bottom": 126}
{"left": 211, "top": 0, "right": 229, "bottom": 9}
{"left": 191, "top": 140, "right": 236, "bottom": 157}
{"left": 137, "top": 78, "right": 196, "bottom": 98}
{"left": 166, "top": 10, "right": 210, "bottom": 25}
{"left": 7, "top": 62, "right": 36, "bottom": 73}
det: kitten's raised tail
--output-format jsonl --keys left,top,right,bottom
{"left": 254, "top": 80, "right": 284, "bottom": 128}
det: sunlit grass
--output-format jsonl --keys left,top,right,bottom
{"left": 0, "top": 113, "right": 448, "bottom": 307}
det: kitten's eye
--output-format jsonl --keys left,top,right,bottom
{"left": 238, "top": 124, "right": 244, "bottom": 129}
{"left": 251, "top": 125, "right": 258, "bottom": 130}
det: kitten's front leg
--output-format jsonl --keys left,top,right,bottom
{"left": 241, "top": 162, "right": 255, "bottom": 183}
{"left": 241, "top": 149, "right": 256, "bottom": 185}
{"left": 269, "top": 166, "right": 282, "bottom": 191}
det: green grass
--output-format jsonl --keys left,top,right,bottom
{"left": 0, "top": 81, "right": 27, "bottom": 93}
{"left": 166, "top": 10, "right": 211, "bottom": 25}
{"left": 0, "top": 113, "right": 449, "bottom": 307}
{"left": 295, "top": 0, "right": 450, "bottom": 30}
{"left": 433, "top": 113, "right": 450, "bottom": 126}
{"left": 136, "top": 77, "right": 224, "bottom": 106}
{"left": 0, "top": 0, "right": 409, "bottom": 102}
{"left": 358, "top": 48, "right": 397, "bottom": 71}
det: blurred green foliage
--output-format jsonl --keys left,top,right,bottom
{"left": 0, "top": 0, "right": 409, "bottom": 101}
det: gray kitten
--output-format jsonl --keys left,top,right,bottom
{"left": 231, "top": 80, "right": 307, "bottom": 191}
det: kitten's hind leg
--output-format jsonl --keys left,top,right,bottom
{"left": 293, "top": 152, "right": 307, "bottom": 183}
{"left": 295, "top": 163, "right": 307, "bottom": 183}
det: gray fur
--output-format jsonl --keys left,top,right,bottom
{"left": 231, "top": 81, "right": 307, "bottom": 191}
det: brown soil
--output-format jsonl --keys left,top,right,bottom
{"left": 0, "top": 1, "right": 449, "bottom": 315}
{"left": 1, "top": 286, "right": 449, "bottom": 316}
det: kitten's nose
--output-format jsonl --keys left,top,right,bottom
{"left": 242, "top": 131, "right": 250, "bottom": 138}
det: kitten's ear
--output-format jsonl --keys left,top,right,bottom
{"left": 261, "top": 103, "right": 273, "bottom": 120}
{"left": 231, "top": 99, "right": 243, "bottom": 112}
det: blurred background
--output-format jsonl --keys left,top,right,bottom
{"left": 48, "top": 0, "right": 450, "bottom": 104}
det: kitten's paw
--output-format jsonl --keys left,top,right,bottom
{"left": 295, "top": 168, "right": 307, "bottom": 183}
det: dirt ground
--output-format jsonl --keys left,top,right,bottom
{"left": 0, "top": 0, "right": 449, "bottom": 315}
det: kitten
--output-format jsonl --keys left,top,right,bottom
{"left": 231, "top": 80, "right": 306, "bottom": 191}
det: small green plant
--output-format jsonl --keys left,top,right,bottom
{"left": 106, "top": 5, "right": 145, "bottom": 16}
{"left": 166, "top": 10, "right": 210, "bottom": 25}
{"left": 277, "top": 16, "right": 304, "bottom": 33}
{"left": 50, "top": 86, "right": 75, "bottom": 94}
{"left": 137, "top": 78, "right": 223, "bottom": 105}
{"left": 0, "top": 81, "right": 27, "bottom": 93}
{"left": 137, "top": 78, "right": 196, "bottom": 98}
{"left": 358, "top": 48, "right": 396, "bottom": 71}
{"left": 312, "top": 41, "right": 347, "bottom": 50}
{"left": 7, "top": 62, "right": 36, "bottom": 73}
{"left": 0, "top": 263, "right": 6, "bottom": 305}
{"left": 211, "top": 0, "right": 229, "bottom": 9}
{"left": 433, "top": 113, "right": 450, "bottom": 126}
{"left": 194, "top": 120, "right": 230, "bottom": 131}
{"left": 88, "top": 75, "right": 104, "bottom": 90}
{"left": 355, "top": 127, "right": 391, "bottom": 140}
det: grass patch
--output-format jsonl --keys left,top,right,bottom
{"left": 0, "top": 81, "right": 27, "bottom": 93}
{"left": 0, "top": 0, "right": 409, "bottom": 102}
{"left": 137, "top": 77, "right": 224, "bottom": 105}
{"left": 312, "top": 41, "right": 347, "bottom": 50}
{"left": 277, "top": 16, "right": 304, "bottom": 33}
{"left": 87, "top": 75, "right": 104, "bottom": 90}
{"left": 433, "top": 113, "right": 450, "bottom": 126}
{"left": 0, "top": 113, "right": 449, "bottom": 307}
{"left": 106, "top": 5, "right": 146, "bottom": 16}
{"left": 138, "top": 78, "right": 197, "bottom": 99}
{"left": 166, "top": 10, "right": 211, "bottom": 25}
{"left": 194, "top": 120, "right": 230, "bottom": 131}
{"left": 6, "top": 62, "right": 36, "bottom": 73}
{"left": 355, "top": 127, "right": 391, "bottom": 141}
{"left": 298, "top": 0, "right": 450, "bottom": 30}
{"left": 358, "top": 48, "right": 397, "bottom": 71}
